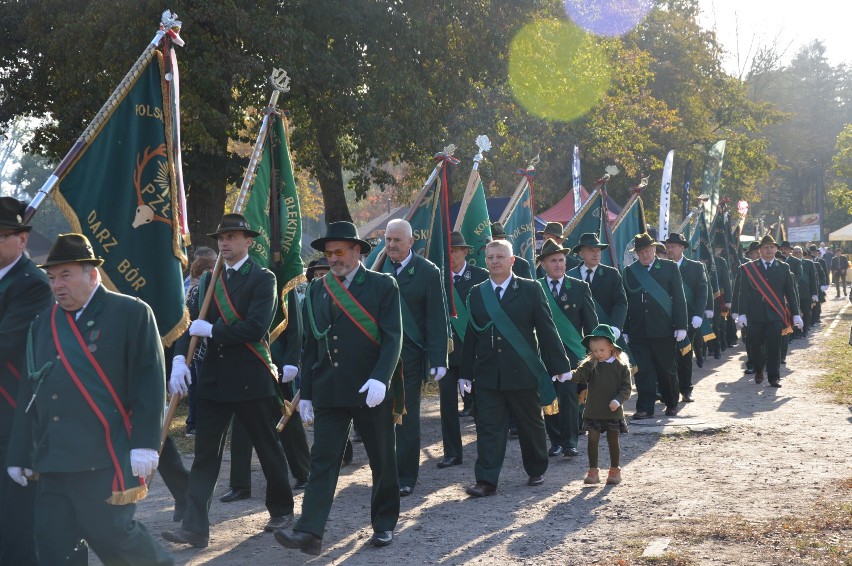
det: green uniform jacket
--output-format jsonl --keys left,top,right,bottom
{"left": 567, "top": 264, "right": 627, "bottom": 330}
{"left": 512, "top": 256, "right": 533, "bottom": 279}
{"left": 176, "top": 258, "right": 278, "bottom": 402}
{"left": 448, "top": 263, "right": 489, "bottom": 368}
{"left": 800, "top": 259, "right": 818, "bottom": 301}
{"left": 0, "top": 256, "right": 52, "bottom": 439}
{"left": 460, "top": 275, "right": 571, "bottom": 390}
{"left": 539, "top": 275, "right": 598, "bottom": 365}
{"left": 714, "top": 255, "right": 732, "bottom": 303}
{"left": 623, "top": 258, "right": 688, "bottom": 338}
{"left": 678, "top": 257, "right": 709, "bottom": 318}
{"left": 302, "top": 264, "right": 402, "bottom": 407}
{"left": 734, "top": 259, "right": 800, "bottom": 323}
{"left": 812, "top": 257, "right": 828, "bottom": 286}
{"left": 7, "top": 286, "right": 165, "bottom": 472}
{"left": 381, "top": 253, "right": 448, "bottom": 370}
{"left": 570, "top": 359, "right": 631, "bottom": 420}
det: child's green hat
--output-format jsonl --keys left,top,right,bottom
{"left": 582, "top": 324, "right": 621, "bottom": 351}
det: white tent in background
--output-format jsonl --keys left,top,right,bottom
{"left": 829, "top": 222, "right": 852, "bottom": 241}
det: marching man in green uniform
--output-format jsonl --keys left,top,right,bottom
{"left": 275, "top": 221, "right": 402, "bottom": 555}
{"left": 460, "top": 240, "right": 571, "bottom": 497}
{"left": 0, "top": 197, "right": 54, "bottom": 565}
{"left": 537, "top": 239, "right": 597, "bottom": 458}
{"left": 663, "top": 233, "right": 709, "bottom": 403}
{"left": 379, "top": 218, "right": 448, "bottom": 497}
{"left": 163, "top": 214, "right": 294, "bottom": 548}
{"left": 434, "top": 231, "right": 488, "bottom": 469}
{"left": 622, "top": 233, "right": 688, "bottom": 419}
{"left": 6, "top": 233, "right": 173, "bottom": 565}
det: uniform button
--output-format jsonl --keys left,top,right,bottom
{"left": 332, "top": 335, "right": 338, "bottom": 341}
{"left": 497, "top": 349, "right": 502, "bottom": 353}
{"left": 51, "top": 394, "right": 58, "bottom": 400}
{"left": 333, "top": 349, "right": 339, "bottom": 353}
{"left": 52, "top": 416, "right": 59, "bottom": 422}
{"left": 497, "top": 337, "right": 502, "bottom": 341}
{"left": 334, "top": 362, "right": 339, "bottom": 367}
{"left": 244, "top": 385, "right": 249, "bottom": 390}
{"left": 219, "top": 354, "right": 224, "bottom": 358}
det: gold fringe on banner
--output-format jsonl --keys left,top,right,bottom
{"left": 106, "top": 484, "right": 148, "bottom": 506}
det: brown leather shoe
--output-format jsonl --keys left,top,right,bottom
{"left": 754, "top": 370, "right": 764, "bottom": 384}
{"left": 162, "top": 528, "right": 209, "bottom": 548}
{"left": 465, "top": 481, "right": 496, "bottom": 497}
{"left": 274, "top": 529, "right": 322, "bottom": 556}
{"left": 263, "top": 513, "right": 294, "bottom": 532}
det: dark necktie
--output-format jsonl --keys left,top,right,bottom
{"left": 495, "top": 286, "right": 503, "bottom": 301}
{"left": 226, "top": 268, "right": 235, "bottom": 280}
{"left": 453, "top": 274, "right": 461, "bottom": 285}
{"left": 585, "top": 268, "right": 593, "bottom": 283}
{"left": 550, "top": 279, "right": 559, "bottom": 298}
{"left": 391, "top": 261, "right": 402, "bottom": 274}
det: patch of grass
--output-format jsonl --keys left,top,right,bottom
{"left": 811, "top": 306, "right": 852, "bottom": 403}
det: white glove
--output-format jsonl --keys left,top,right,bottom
{"left": 793, "top": 315, "right": 804, "bottom": 329}
{"left": 622, "top": 333, "right": 629, "bottom": 344}
{"left": 691, "top": 316, "right": 702, "bottom": 329}
{"left": 430, "top": 367, "right": 447, "bottom": 381}
{"left": 811, "top": 295, "right": 819, "bottom": 303}
{"left": 731, "top": 313, "right": 739, "bottom": 322}
{"left": 552, "top": 372, "right": 573, "bottom": 383}
{"left": 7, "top": 466, "right": 32, "bottom": 487}
{"left": 189, "top": 319, "right": 213, "bottom": 338}
{"left": 609, "top": 400, "right": 621, "bottom": 411}
{"left": 169, "top": 355, "right": 191, "bottom": 396}
{"left": 821, "top": 285, "right": 829, "bottom": 291}
{"left": 458, "top": 379, "right": 472, "bottom": 397}
{"left": 298, "top": 400, "right": 314, "bottom": 423}
{"left": 705, "top": 310, "right": 714, "bottom": 319}
{"left": 280, "top": 365, "right": 298, "bottom": 383}
{"left": 737, "top": 314, "right": 748, "bottom": 328}
{"left": 611, "top": 327, "right": 621, "bottom": 340}
{"left": 359, "top": 379, "right": 387, "bottom": 407}
{"left": 130, "top": 448, "right": 159, "bottom": 478}
{"left": 674, "top": 329, "right": 687, "bottom": 342}
{"left": 725, "top": 302, "right": 732, "bottom": 309}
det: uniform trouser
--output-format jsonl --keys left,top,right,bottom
{"left": 812, "top": 297, "right": 822, "bottom": 322}
{"left": 158, "top": 435, "right": 189, "bottom": 509}
{"left": 676, "top": 328, "right": 697, "bottom": 395}
{"left": 395, "top": 349, "right": 426, "bottom": 488}
{"left": 438, "top": 365, "right": 464, "bottom": 460}
{"left": 228, "top": 392, "right": 311, "bottom": 488}
{"left": 743, "top": 327, "right": 754, "bottom": 370}
{"left": 631, "top": 336, "right": 679, "bottom": 414}
{"left": 294, "top": 400, "right": 399, "bottom": 538}
{"left": 474, "top": 387, "right": 548, "bottom": 487}
{"left": 544, "top": 380, "right": 580, "bottom": 450}
{"left": 726, "top": 315, "right": 738, "bottom": 345}
{"left": 749, "top": 319, "right": 783, "bottom": 381}
{"left": 835, "top": 271, "right": 847, "bottom": 295}
{"left": 35, "top": 469, "right": 173, "bottom": 566}
{"left": 183, "top": 397, "right": 294, "bottom": 537}
{"left": 0, "top": 442, "right": 38, "bottom": 565}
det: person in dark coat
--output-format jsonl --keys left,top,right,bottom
{"left": 6, "top": 234, "right": 173, "bottom": 565}
{"left": 0, "top": 197, "right": 54, "bottom": 565}
{"left": 459, "top": 240, "right": 571, "bottom": 497}
{"left": 622, "top": 233, "right": 688, "bottom": 419}
{"left": 163, "top": 214, "right": 294, "bottom": 548}
{"left": 535, "top": 221, "right": 580, "bottom": 278}
{"left": 275, "top": 221, "right": 402, "bottom": 555}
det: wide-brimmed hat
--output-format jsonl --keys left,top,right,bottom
{"left": 663, "top": 232, "right": 688, "bottom": 247}
{"left": 38, "top": 233, "right": 104, "bottom": 268}
{"left": 581, "top": 324, "right": 622, "bottom": 352}
{"left": 450, "top": 231, "right": 472, "bottom": 249}
{"left": 655, "top": 243, "right": 667, "bottom": 254}
{"left": 207, "top": 213, "right": 261, "bottom": 238}
{"left": 537, "top": 221, "right": 565, "bottom": 238}
{"left": 633, "top": 232, "right": 658, "bottom": 252}
{"left": 572, "top": 232, "right": 609, "bottom": 254}
{"left": 808, "top": 244, "right": 819, "bottom": 254}
{"left": 779, "top": 240, "right": 793, "bottom": 249}
{"left": 759, "top": 235, "right": 777, "bottom": 247}
{"left": 305, "top": 257, "right": 330, "bottom": 280}
{"left": 490, "top": 222, "right": 507, "bottom": 240}
{"left": 0, "top": 197, "right": 32, "bottom": 232}
{"left": 310, "top": 221, "right": 372, "bottom": 254}
{"left": 536, "top": 239, "right": 571, "bottom": 262}
{"left": 747, "top": 241, "right": 760, "bottom": 252}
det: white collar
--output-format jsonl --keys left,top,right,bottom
{"left": 603, "top": 355, "right": 616, "bottom": 363}
{"left": 675, "top": 256, "right": 684, "bottom": 267}
{"left": 491, "top": 273, "right": 513, "bottom": 291}
{"left": 0, "top": 253, "right": 23, "bottom": 281}
{"left": 74, "top": 284, "right": 101, "bottom": 320}
{"left": 395, "top": 250, "right": 414, "bottom": 271}
{"left": 342, "top": 264, "right": 361, "bottom": 287}
{"left": 454, "top": 262, "right": 468, "bottom": 278}
{"left": 547, "top": 274, "right": 564, "bottom": 286}
{"left": 225, "top": 255, "right": 250, "bottom": 272}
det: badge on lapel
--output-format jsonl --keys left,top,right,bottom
{"left": 464, "top": 271, "right": 471, "bottom": 281}
{"left": 511, "top": 279, "right": 519, "bottom": 290}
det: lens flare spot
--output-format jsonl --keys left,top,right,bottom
{"left": 508, "top": 19, "right": 611, "bottom": 122}
{"left": 563, "top": 0, "right": 653, "bottom": 37}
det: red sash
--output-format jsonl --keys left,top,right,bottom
{"left": 742, "top": 261, "right": 793, "bottom": 334}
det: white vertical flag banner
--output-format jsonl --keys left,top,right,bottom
{"left": 658, "top": 150, "right": 674, "bottom": 240}
{"left": 572, "top": 145, "right": 582, "bottom": 215}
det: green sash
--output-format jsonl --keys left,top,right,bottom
{"left": 212, "top": 275, "right": 275, "bottom": 377}
{"left": 629, "top": 262, "right": 672, "bottom": 318}
{"left": 478, "top": 283, "right": 556, "bottom": 408}
{"left": 50, "top": 305, "right": 146, "bottom": 505}
{"left": 450, "top": 286, "right": 468, "bottom": 341}
{"left": 382, "top": 259, "right": 424, "bottom": 349}
{"left": 538, "top": 278, "right": 585, "bottom": 360}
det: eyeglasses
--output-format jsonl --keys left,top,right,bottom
{"left": 323, "top": 246, "right": 355, "bottom": 258}
{"left": 0, "top": 232, "right": 21, "bottom": 242}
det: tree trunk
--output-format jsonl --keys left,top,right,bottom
{"left": 315, "top": 126, "right": 352, "bottom": 224}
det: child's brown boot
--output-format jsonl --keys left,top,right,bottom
{"left": 606, "top": 467, "right": 622, "bottom": 485}
{"left": 583, "top": 468, "right": 600, "bottom": 484}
